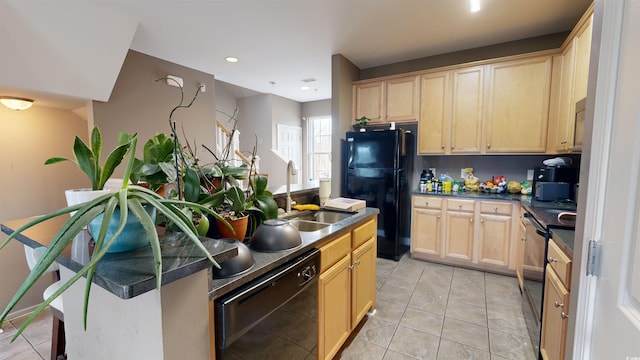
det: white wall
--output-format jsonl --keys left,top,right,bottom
{"left": 0, "top": 104, "right": 89, "bottom": 317}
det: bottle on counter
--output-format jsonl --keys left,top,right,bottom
{"left": 419, "top": 170, "right": 428, "bottom": 192}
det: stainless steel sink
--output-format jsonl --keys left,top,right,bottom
{"left": 289, "top": 219, "right": 329, "bottom": 232}
{"left": 292, "top": 210, "right": 352, "bottom": 224}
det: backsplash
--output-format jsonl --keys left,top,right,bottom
{"left": 412, "top": 154, "right": 581, "bottom": 189}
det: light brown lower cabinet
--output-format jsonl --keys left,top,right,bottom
{"left": 540, "top": 265, "right": 570, "bottom": 360}
{"left": 317, "top": 218, "right": 377, "bottom": 360}
{"left": 411, "top": 195, "right": 519, "bottom": 273}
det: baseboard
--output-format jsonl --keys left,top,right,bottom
{"left": 5, "top": 303, "right": 41, "bottom": 321}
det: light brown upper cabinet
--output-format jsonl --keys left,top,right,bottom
{"left": 547, "top": 10, "right": 593, "bottom": 153}
{"left": 484, "top": 55, "right": 552, "bottom": 153}
{"left": 353, "top": 81, "right": 384, "bottom": 123}
{"left": 417, "top": 66, "right": 484, "bottom": 155}
{"left": 353, "top": 76, "right": 418, "bottom": 125}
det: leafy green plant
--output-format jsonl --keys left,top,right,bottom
{"left": 44, "top": 126, "right": 131, "bottom": 190}
{"left": 0, "top": 131, "right": 225, "bottom": 341}
{"left": 354, "top": 116, "right": 370, "bottom": 129}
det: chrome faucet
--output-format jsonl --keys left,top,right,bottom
{"left": 286, "top": 160, "right": 297, "bottom": 213}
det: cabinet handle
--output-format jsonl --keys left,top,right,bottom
{"left": 493, "top": 206, "right": 498, "bottom": 212}
{"left": 458, "top": 204, "right": 463, "bottom": 209}
{"left": 441, "top": 145, "right": 445, "bottom": 149}
{"left": 480, "top": 219, "right": 485, "bottom": 224}
{"left": 548, "top": 257, "right": 558, "bottom": 263}
{"left": 355, "top": 260, "right": 361, "bottom": 266}
{"left": 487, "top": 144, "right": 491, "bottom": 149}
{"left": 469, "top": 218, "right": 473, "bottom": 223}
{"left": 437, "top": 215, "right": 441, "bottom": 220}
{"left": 521, "top": 236, "right": 527, "bottom": 241}
{"left": 425, "top": 201, "right": 429, "bottom": 206}
{"left": 560, "top": 140, "right": 568, "bottom": 145}
{"left": 554, "top": 301, "right": 564, "bottom": 308}
{"left": 348, "top": 265, "right": 355, "bottom": 270}
{"left": 451, "top": 145, "right": 455, "bottom": 149}
{"left": 561, "top": 312, "right": 569, "bottom": 319}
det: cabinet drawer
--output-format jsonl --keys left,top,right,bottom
{"left": 480, "top": 201, "right": 513, "bottom": 215}
{"left": 319, "top": 233, "right": 351, "bottom": 273}
{"left": 548, "top": 239, "right": 572, "bottom": 288}
{"left": 447, "top": 199, "right": 475, "bottom": 212}
{"left": 413, "top": 196, "right": 443, "bottom": 210}
{"left": 353, "top": 219, "right": 376, "bottom": 248}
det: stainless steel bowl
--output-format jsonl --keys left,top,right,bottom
{"left": 212, "top": 238, "right": 255, "bottom": 278}
{"left": 249, "top": 219, "right": 302, "bottom": 252}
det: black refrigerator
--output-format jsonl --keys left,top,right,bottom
{"left": 342, "top": 129, "right": 414, "bottom": 261}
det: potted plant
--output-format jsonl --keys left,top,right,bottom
{"left": 0, "top": 127, "right": 226, "bottom": 340}
{"left": 353, "top": 116, "right": 370, "bottom": 132}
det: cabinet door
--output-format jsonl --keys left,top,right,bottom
{"left": 318, "top": 254, "right": 352, "bottom": 360}
{"left": 556, "top": 40, "right": 577, "bottom": 152}
{"left": 411, "top": 206, "right": 443, "bottom": 257}
{"left": 418, "top": 71, "right": 450, "bottom": 154}
{"left": 540, "top": 266, "right": 570, "bottom": 360}
{"left": 516, "top": 219, "right": 526, "bottom": 291}
{"left": 484, "top": 56, "right": 552, "bottom": 153}
{"left": 353, "top": 82, "right": 384, "bottom": 122}
{"left": 573, "top": 14, "right": 593, "bottom": 103}
{"left": 385, "top": 76, "right": 419, "bottom": 122}
{"left": 351, "top": 237, "right": 376, "bottom": 328}
{"left": 478, "top": 214, "right": 511, "bottom": 267}
{"left": 450, "top": 66, "right": 484, "bottom": 153}
{"left": 445, "top": 211, "right": 475, "bottom": 261}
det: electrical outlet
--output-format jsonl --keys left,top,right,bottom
{"left": 461, "top": 169, "right": 466, "bottom": 179}
{"left": 527, "top": 169, "right": 534, "bottom": 181}
{"left": 429, "top": 167, "right": 436, "bottom": 176}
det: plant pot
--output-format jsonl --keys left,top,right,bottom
{"left": 88, "top": 206, "right": 156, "bottom": 253}
{"left": 65, "top": 188, "right": 115, "bottom": 218}
{"left": 216, "top": 215, "right": 249, "bottom": 242}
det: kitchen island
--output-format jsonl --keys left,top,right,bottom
{"left": 2, "top": 207, "right": 380, "bottom": 360}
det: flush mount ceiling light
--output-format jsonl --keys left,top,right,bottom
{"left": 300, "top": 86, "right": 310, "bottom": 90}
{"left": 0, "top": 96, "right": 34, "bottom": 111}
{"left": 470, "top": 0, "right": 481, "bottom": 12}
{"left": 225, "top": 56, "right": 239, "bottom": 63}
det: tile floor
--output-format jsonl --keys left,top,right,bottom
{"left": 0, "top": 310, "right": 54, "bottom": 360}
{"left": 0, "top": 254, "right": 535, "bottom": 360}
{"left": 339, "top": 255, "right": 536, "bottom": 360}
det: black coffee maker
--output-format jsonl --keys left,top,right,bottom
{"left": 532, "top": 166, "right": 578, "bottom": 201}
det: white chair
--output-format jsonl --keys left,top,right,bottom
{"left": 24, "top": 245, "right": 65, "bottom": 360}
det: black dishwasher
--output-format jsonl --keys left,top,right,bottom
{"left": 214, "top": 248, "right": 320, "bottom": 359}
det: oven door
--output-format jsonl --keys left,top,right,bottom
{"left": 522, "top": 212, "right": 548, "bottom": 357}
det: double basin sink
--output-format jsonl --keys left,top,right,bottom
{"left": 286, "top": 210, "right": 353, "bottom": 232}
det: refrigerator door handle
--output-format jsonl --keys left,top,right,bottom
{"left": 347, "top": 139, "right": 355, "bottom": 169}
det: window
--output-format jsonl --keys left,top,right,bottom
{"left": 307, "top": 116, "right": 332, "bottom": 182}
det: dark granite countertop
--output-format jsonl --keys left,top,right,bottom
{"left": 1, "top": 216, "right": 238, "bottom": 299}
{"left": 208, "top": 207, "right": 379, "bottom": 300}
{"left": 551, "top": 229, "right": 575, "bottom": 259}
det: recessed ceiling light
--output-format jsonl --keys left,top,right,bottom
{"left": 225, "top": 56, "right": 239, "bottom": 63}
{"left": 470, "top": 0, "right": 481, "bottom": 12}
{"left": 300, "top": 86, "right": 310, "bottom": 90}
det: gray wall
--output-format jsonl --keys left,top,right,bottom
{"left": 93, "top": 50, "right": 218, "bottom": 172}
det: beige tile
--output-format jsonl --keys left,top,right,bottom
{"left": 400, "top": 255, "right": 428, "bottom": 267}
{"left": 485, "top": 293, "right": 522, "bottom": 317}
{"left": 485, "top": 279, "right": 520, "bottom": 298}
{"left": 448, "top": 285, "right": 486, "bottom": 308}
{"left": 487, "top": 309, "right": 529, "bottom": 338}
{"left": 420, "top": 265, "right": 454, "bottom": 285}
{"left": 392, "top": 264, "right": 425, "bottom": 280}
{"left": 378, "top": 283, "right": 414, "bottom": 305}
{"left": 3, "top": 348, "right": 43, "bottom": 360}
{"left": 0, "top": 335, "right": 33, "bottom": 360}
{"left": 399, "top": 307, "right": 444, "bottom": 337}
{"left": 33, "top": 340, "right": 51, "bottom": 360}
{"left": 407, "top": 287, "right": 447, "bottom": 316}
{"left": 355, "top": 316, "right": 398, "bottom": 348}
{"left": 445, "top": 300, "right": 487, "bottom": 327}
{"left": 387, "top": 273, "right": 420, "bottom": 291}
{"left": 484, "top": 272, "right": 517, "bottom": 286}
{"left": 383, "top": 349, "right": 418, "bottom": 360}
{"left": 377, "top": 274, "right": 388, "bottom": 290}
{"left": 377, "top": 258, "right": 399, "bottom": 277}
{"left": 388, "top": 325, "right": 440, "bottom": 360}
{"left": 488, "top": 328, "right": 537, "bottom": 360}
{"left": 340, "top": 338, "right": 387, "bottom": 360}
{"left": 441, "top": 318, "right": 489, "bottom": 351}
{"left": 436, "top": 338, "right": 490, "bottom": 360}
{"left": 415, "top": 277, "right": 451, "bottom": 294}
{"left": 373, "top": 299, "right": 407, "bottom": 324}
{"left": 452, "top": 267, "right": 485, "bottom": 281}
{"left": 10, "top": 311, "right": 53, "bottom": 348}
